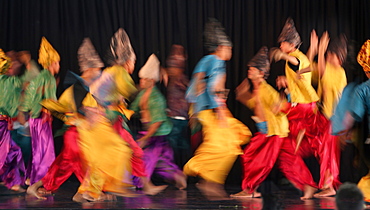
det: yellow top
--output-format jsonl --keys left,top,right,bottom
{"left": 245, "top": 81, "right": 289, "bottom": 137}
{"left": 38, "top": 37, "right": 60, "bottom": 69}
{"left": 41, "top": 85, "right": 98, "bottom": 125}
{"left": 286, "top": 49, "right": 319, "bottom": 103}
{"left": 317, "top": 62, "right": 347, "bottom": 118}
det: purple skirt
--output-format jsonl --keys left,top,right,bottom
{"left": 0, "top": 120, "right": 25, "bottom": 189}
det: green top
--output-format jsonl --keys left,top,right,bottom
{"left": 0, "top": 75, "right": 23, "bottom": 117}
{"left": 130, "top": 86, "right": 172, "bottom": 136}
{"left": 19, "top": 69, "right": 57, "bottom": 118}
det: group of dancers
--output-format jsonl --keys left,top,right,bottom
{"left": 0, "top": 17, "right": 369, "bottom": 203}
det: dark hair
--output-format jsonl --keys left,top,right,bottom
{"left": 336, "top": 182, "right": 364, "bottom": 210}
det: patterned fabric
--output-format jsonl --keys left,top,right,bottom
{"left": 248, "top": 46, "right": 270, "bottom": 79}
{"left": 138, "top": 54, "right": 160, "bottom": 82}
{"left": 357, "top": 40, "right": 370, "bottom": 73}
{"left": 278, "top": 18, "right": 301, "bottom": 47}
{"left": 106, "top": 28, "right": 136, "bottom": 66}
{"left": 186, "top": 55, "right": 226, "bottom": 114}
{"left": 19, "top": 69, "right": 57, "bottom": 118}
{"left": 130, "top": 86, "right": 172, "bottom": 136}
{"left": 0, "top": 49, "right": 11, "bottom": 75}
{"left": 38, "top": 37, "right": 60, "bottom": 69}
{"left": 78, "top": 38, "right": 104, "bottom": 72}
{"left": 204, "top": 18, "right": 232, "bottom": 52}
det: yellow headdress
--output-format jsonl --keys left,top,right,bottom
{"left": 38, "top": 37, "right": 60, "bottom": 69}
{"left": 357, "top": 40, "right": 370, "bottom": 73}
{"left": 0, "top": 49, "right": 11, "bottom": 75}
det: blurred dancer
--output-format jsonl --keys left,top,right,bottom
{"left": 184, "top": 18, "right": 251, "bottom": 200}
{"left": 27, "top": 38, "right": 103, "bottom": 199}
{"left": 0, "top": 49, "right": 26, "bottom": 192}
{"left": 335, "top": 40, "right": 370, "bottom": 202}
{"left": 130, "top": 54, "right": 186, "bottom": 191}
{"left": 230, "top": 47, "right": 317, "bottom": 200}
{"left": 18, "top": 37, "right": 59, "bottom": 185}
{"left": 165, "top": 45, "right": 191, "bottom": 168}
{"left": 91, "top": 29, "right": 167, "bottom": 197}
{"left": 270, "top": 18, "right": 341, "bottom": 196}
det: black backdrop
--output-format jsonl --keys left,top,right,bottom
{"left": 1, "top": 0, "right": 370, "bottom": 185}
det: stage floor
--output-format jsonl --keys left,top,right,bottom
{"left": 0, "top": 180, "right": 369, "bottom": 210}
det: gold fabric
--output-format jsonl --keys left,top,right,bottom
{"left": 0, "top": 49, "right": 11, "bottom": 75}
{"left": 357, "top": 40, "right": 370, "bottom": 73}
{"left": 38, "top": 37, "right": 60, "bottom": 69}
{"left": 183, "top": 109, "right": 251, "bottom": 184}
{"left": 317, "top": 62, "right": 347, "bottom": 118}
{"left": 285, "top": 49, "right": 319, "bottom": 103}
{"left": 245, "top": 81, "right": 289, "bottom": 137}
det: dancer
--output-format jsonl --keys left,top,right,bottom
{"left": 18, "top": 37, "right": 59, "bottom": 185}
{"left": 27, "top": 38, "right": 104, "bottom": 199}
{"left": 165, "top": 44, "right": 191, "bottom": 168}
{"left": 130, "top": 54, "right": 186, "bottom": 191}
{"left": 308, "top": 30, "right": 347, "bottom": 119}
{"left": 91, "top": 29, "right": 167, "bottom": 196}
{"left": 270, "top": 18, "right": 341, "bottom": 197}
{"left": 184, "top": 18, "right": 251, "bottom": 200}
{"left": 0, "top": 49, "right": 26, "bottom": 192}
{"left": 230, "top": 47, "right": 317, "bottom": 200}
{"left": 337, "top": 39, "right": 370, "bottom": 202}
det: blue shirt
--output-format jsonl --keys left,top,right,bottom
{"left": 350, "top": 80, "right": 370, "bottom": 130}
{"left": 186, "top": 55, "right": 226, "bottom": 114}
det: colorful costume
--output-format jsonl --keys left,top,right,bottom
{"left": 18, "top": 38, "right": 58, "bottom": 185}
{"left": 0, "top": 49, "right": 26, "bottom": 189}
{"left": 130, "top": 54, "right": 182, "bottom": 188}
{"left": 165, "top": 45, "right": 190, "bottom": 167}
{"left": 184, "top": 19, "right": 251, "bottom": 184}
{"left": 39, "top": 38, "right": 104, "bottom": 191}
{"left": 277, "top": 19, "right": 341, "bottom": 190}
{"left": 238, "top": 47, "right": 317, "bottom": 194}
{"left": 347, "top": 40, "right": 370, "bottom": 202}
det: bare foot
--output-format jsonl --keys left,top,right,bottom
{"left": 37, "top": 187, "right": 52, "bottom": 195}
{"left": 174, "top": 172, "right": 187, "bottom": 190}
{"left": 313, "top": 187, "right": 336, "bottom": 198}
{"left": 301, "top": 185, "right": 317, "bottom": 200}
{"left": 10, "top": 185, "right": 26, "bottom": 193}
{"left": 109, "top": 189, "right": 139, "bottom": 198}
{"left": 196, "top": 180, "right": 229, "bottom": 200}
{"left": 26, "top": 181, "right": 46, "bottom": 200}
{"left": 25, "top": 178, "right": 30, "bottom": 186}
{"left": 143, "top": 185, "right": 168, "bottom": 196}
{"left": 73, "top": 193, "right": 89, "bottom": 203}
{"left": 230, "top": 190, "right": 261, "bottom": 198}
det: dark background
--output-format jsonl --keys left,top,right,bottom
{"left": 1, "top": 0, "right": 369, "bottom": 186}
